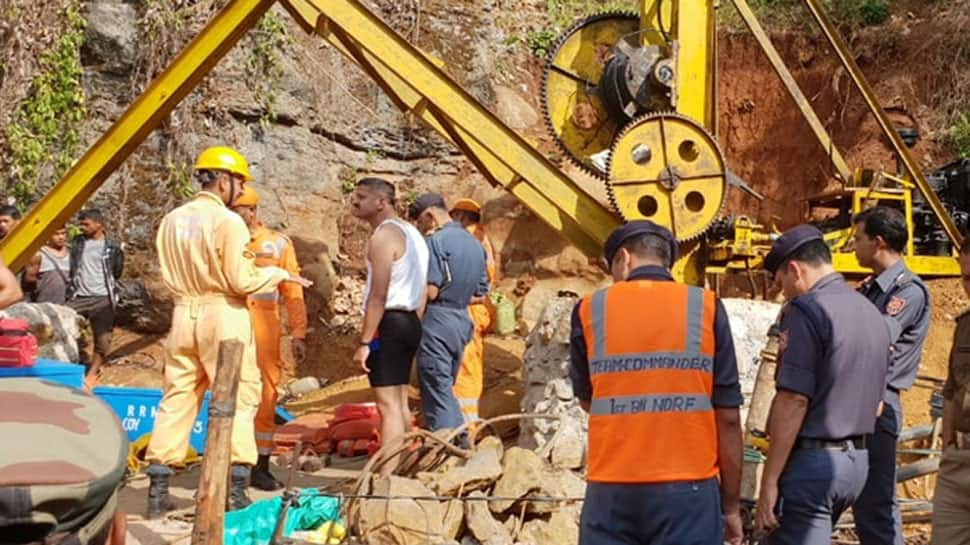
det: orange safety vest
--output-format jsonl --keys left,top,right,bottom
{"left": 579, "top": 280, "right": 719, "bottom": 484}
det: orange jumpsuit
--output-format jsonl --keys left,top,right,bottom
{"left": 148, "top": 192, "right": 290, "bottom": 467}
{"left": 247, "top": 223, "right": 307, "bottom": 456}
{"left": 453, "top": 223, "right": 497, "bottom": 424}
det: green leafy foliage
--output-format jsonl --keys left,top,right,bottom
{"left": 521, "top": 1, "right": 637, "bottom": 58}
{"left": 4, "top": 4, "right": 86, "bottom": 208}
{"left": 165, "top": 161, "right": 195, "bottom": 200}
{"left": 544, "top": 0, "right": 638, "bottom": 29}
{"left": 950, "top": 113, "right": 970, "bottom": 160}
{"left": 339, "top": 165, "right": 358, "bottom": 195}
{"left": 246, "top": 11, "right": 292, "bottom": 126}
{"left": 722, "top": 0, "right": 892, "bottom": 31}
{"left": 856, "top": 0, "right": 890, "bottom": 26}
{"left": 526, "top": 28, "right": 558, "bottom": 58}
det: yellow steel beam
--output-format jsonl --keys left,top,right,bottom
{"left": 802, "top": 0, "right": 964, "bottom": 249}
{"left": 282, "top": 0, "right": 619, "bottom": 257}
{"left": 639, "top": 1, "right": 715, "bottom": 128}
{"left": 0, "top": 0, "right": 275, "bottom": 271}
{"left": 674, "top": 0, "right": 717, "bottom": 129}
{"left": 730, "top": 0, "right": 852, "bottom": 183}
{"left": 710, "top": 252, "right": 959, "bottom": 277}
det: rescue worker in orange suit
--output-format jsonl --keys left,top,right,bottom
{"left": 569, "top": 221, "right": 744, "bottom": 545}
{"left": 448, "top": 198, "right": 497, "bottom": 425}
{"left": 145, "top": 147, "right": 312, "bottom": 518}
{"left": 230, "top": 186, "right": 308, "bottom": 491}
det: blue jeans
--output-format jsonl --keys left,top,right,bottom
{"left": 416, "top": 305, "right": 472, "bottom": 431}
{"left": 854, "top": 398, "right": 903, "bottom": 545}
{"left": 763, "top": 447, "right": 869, "bottom": 545}
{"left": 580, "top": 478, "right": 723, "bottom": 545}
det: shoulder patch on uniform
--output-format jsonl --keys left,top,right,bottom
{"left": 886, "top": 296, "right": 906, "bottom": 316}
{"left": 778, "top": 329, "right": 789, "bottom": 352}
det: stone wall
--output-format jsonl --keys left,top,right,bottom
{"left": 518, "top": 296, "right": 783, "bottom": 467}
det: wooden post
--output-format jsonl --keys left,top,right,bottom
{"left": 740, "top": 308, "right": 785, "bottom": 502}
{"left": 191, "top": 339, "right": 244, "bottom": 545}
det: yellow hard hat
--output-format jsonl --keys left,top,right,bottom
{"left": 450, "top": 198, "right": 482, "bottom": 214}
{"left": 234, "top": 185, "right": 260, "bottom": 207}
{"left": 194, "top": 146, "right": 253, "bottom": 181}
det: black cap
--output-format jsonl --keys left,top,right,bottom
{"left": 408, "top": 193, "right": 446, "bottom": 220}
{"left": 604, "top": 220, "right": 678, "bottom": 266}
{"left": 763, "top": 224, "right": 824, "bottom": 274}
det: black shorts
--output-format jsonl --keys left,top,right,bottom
{"left": 69, "top": 295, "right": 115, "bottom": 357}
{"left": 367, "top": 310, "right": 422, "bottom": 387}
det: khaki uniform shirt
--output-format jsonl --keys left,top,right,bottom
{"left": 156, "top": 191, "right": 289, "bottom": 299}
{"left": 944, "top": 310, "right": 970, "bottom": 433}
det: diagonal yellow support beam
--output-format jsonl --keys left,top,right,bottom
{"left": 730, "top": 0, "right": 852, "bottom": 183}
{"left": 802, "top": 0, "right": 963, "bottom": 248}
{"left": 0, "top": 0, "right": 276, "bottom": 271}
{"left": 281, "top": 0, "right": 619, "bottom": 258}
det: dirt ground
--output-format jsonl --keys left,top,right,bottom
{"left": 900, "top": 278, "right": 962, "bottom": 429}
{"left": 105, "top": 333, "right": 527, "bottom": 544}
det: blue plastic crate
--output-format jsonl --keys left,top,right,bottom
{"left": 0, "top": 358, "right": 84, "bottom": 388}
{"left": 93, "top": 385, "right": 210, "bottom": 454}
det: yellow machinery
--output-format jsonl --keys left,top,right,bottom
{"left": 538, "top": 1, "right": 963, "bottom": 282}
{"left": 0, "top": 0, "right": 962, "bottom": 533}
{"left": 0, "top": 0, "right": 963, "bottom": 283}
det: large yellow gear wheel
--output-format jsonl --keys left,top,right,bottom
{"left": 607, "top": 112, "right": 727, "bottom": 242}
{"left": 541, "top": 12, "right": 641, "bottom": 177}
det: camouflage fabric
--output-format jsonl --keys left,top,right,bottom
{"left": 0, "top": 378, "right": 128, "bottom": 544}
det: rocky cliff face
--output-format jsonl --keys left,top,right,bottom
{"left": 4, "top": 0, "right": 967, "bottom": 375}
{"left": 69, "top": 0, "right": 592, "bottom": 305}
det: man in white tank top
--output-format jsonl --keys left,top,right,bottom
{"left": 351, "top": 178, "right": 429, "bottom": 475}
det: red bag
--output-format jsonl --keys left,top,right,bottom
{"left": 333, "top": 402, "right": 379, "bottom": 424}
{"left": 329, "top": 416, "right": 380, "bottom": 442}
{"left": 0, "top": 318, "right": 38, "bottom": 368}
{"left": 335, "top": 438, "right": 375, "bottom": 457}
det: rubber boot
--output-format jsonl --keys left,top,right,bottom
{"left": 228, "top": 465, "right": 253, "bottom": 511}
{"left": 250, "top": 454, "right": 284, "bottom": 491}
{"left": 146, "top": 464, "right": 175, "bottom": 520}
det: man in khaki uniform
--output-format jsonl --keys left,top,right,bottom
{"left": 145, "top": 146, "right": 311, "bottom": 518}
{"left": 931, "top": 240, "right": 970, "bottom": 545}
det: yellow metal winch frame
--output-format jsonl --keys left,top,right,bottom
{"left": 0, "top": 0, "right": 961, "bottom": 283}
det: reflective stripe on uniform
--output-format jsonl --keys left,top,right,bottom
{"left": 251, "top": 292, "right": 280, "bottom": 302}
{"left": 685, "top": 287, "right": 703, "bottom": 354}
{"left": 581, "top": 281, "right": 718, "bottom": 483}
{"left": 591, "top": 288, "right": 607, "bottom": 359}
{"left": 459, "top": 398, "right": 479, "bottom": 423}
{"left": 589, "top": 393, "right": 713, "bottom": 416}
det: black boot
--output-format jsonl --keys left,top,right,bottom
{"left": 250, "top": 454, "right": 284, "bottom": 491}
{"left": 228, "top": 465, "right": 253, "bottom": 511}
{"left": 146, "top": 464, "right": 175, "bottom": 519}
